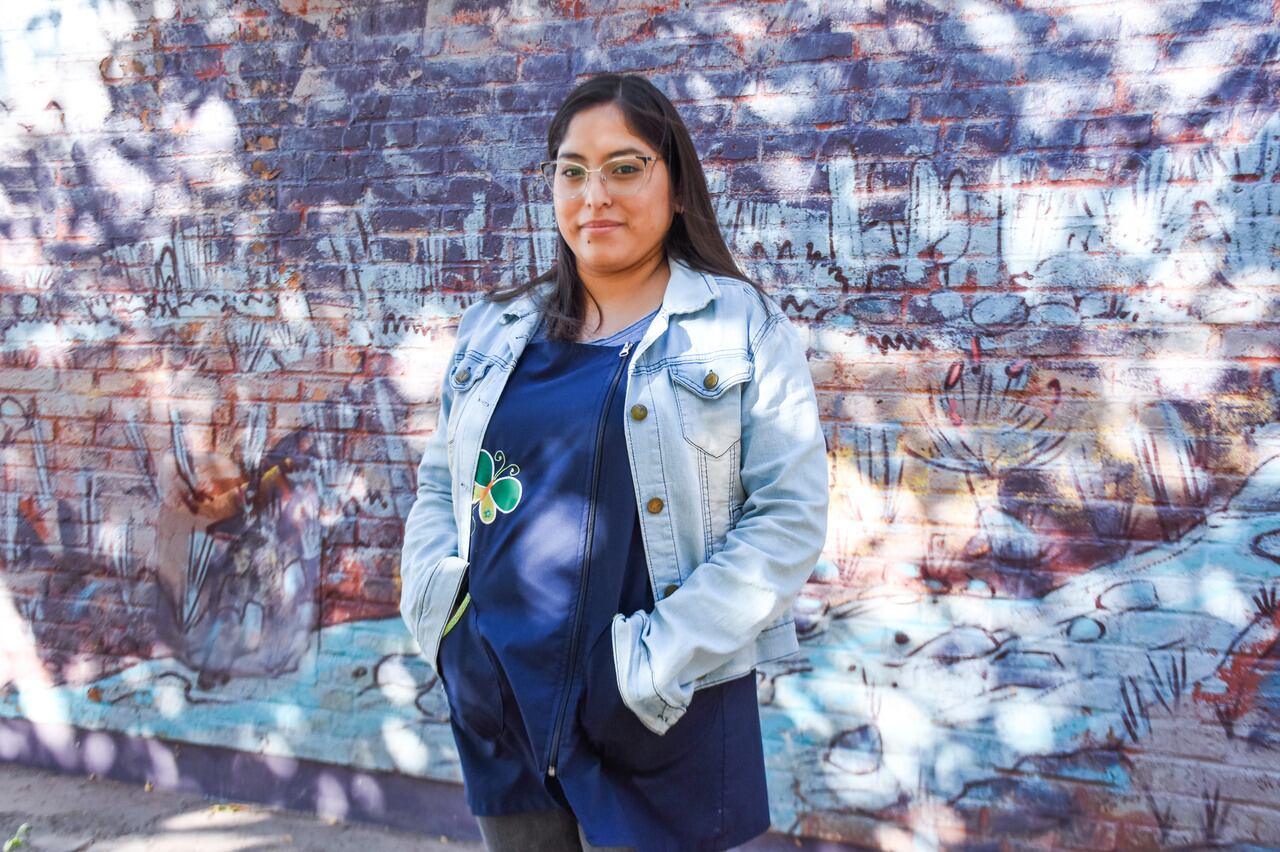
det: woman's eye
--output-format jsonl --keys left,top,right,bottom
{"left": 560, "top": 166, "right": 586, "bottom": 179}
{"left": 610, "top": 163, "right": 640, "bottom": 175}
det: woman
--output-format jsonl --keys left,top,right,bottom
{"left": 399, "top": 74, "right": 828, "bottom": 852}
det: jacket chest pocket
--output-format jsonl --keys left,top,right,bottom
{"left": 669, "top": 355, "right": 753, "bottom": 458}
{"left": 445, "top": 354, "right": 494, "bottom": 451}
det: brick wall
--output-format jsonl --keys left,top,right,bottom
{"left": 1, "top": 0, "right": 1278, "bottom": 847}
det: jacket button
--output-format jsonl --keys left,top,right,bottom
{"left": 703, "top": 371, "right": 719, "bottom": 390}
{"left": 453, "top": 366, "right": 470, "bottom": 384}
{"left": 646, "top": 497, "right": 664, "bottom": 514}
{"left": 662, "top": 583, "right": 678, "bottom": 598}
{"left": 630, "top": 404, "right": 648, "bottom": 421}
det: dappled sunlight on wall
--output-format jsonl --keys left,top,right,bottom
{"left": 0, "top": 0, "right": 1278, "bottom": 847}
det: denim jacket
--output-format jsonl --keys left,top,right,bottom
{"left": 399, "top": 258, "right": 829, "bottom": 736}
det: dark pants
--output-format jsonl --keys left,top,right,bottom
{"left": 476, "top": 809, "right": 631, "bottom": 851}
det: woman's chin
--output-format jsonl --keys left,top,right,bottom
{"left": 573, "top": 249, "right": 636, "bottom": 274}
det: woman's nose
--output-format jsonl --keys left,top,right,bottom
{"left": 582, "top": 172, "right": 611, "bottom": 206}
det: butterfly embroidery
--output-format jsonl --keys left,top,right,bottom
{"left": 473, "top": 448, "right": 523, "bottom": 525}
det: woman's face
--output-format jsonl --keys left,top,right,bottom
{"left": 552, "top": 102, "right": 678, "bottom": 276}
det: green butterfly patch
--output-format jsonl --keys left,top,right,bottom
{"left": 473, "top": 448, "right": 523, "bottom": 525}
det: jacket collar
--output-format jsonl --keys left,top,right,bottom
{"left": 497, "top": 257, "right": 718, "bottom": 325}
{"left": 661, "top": 257, "right": 719, "bottom": 317}
{"left": 498, "top": 286, "right": 544, "bottom": 324}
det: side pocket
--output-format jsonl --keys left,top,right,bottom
{"left": 578, "top": 626, "right": 723, "bottom": 774}
{"left": 578, "top": 627, "right": 628, "bottom": 748}
{"left": 442, "top": 592, "right": 471, "bottom": 640}
{"left": 437, "top": 600, "right": 505, "bottom": 741}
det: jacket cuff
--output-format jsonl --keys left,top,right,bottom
{"left": 610, "top": 610, "right": 688, "bottom": 736}
{"left": 401, "top": 555, "right": 469, "bottom": 674}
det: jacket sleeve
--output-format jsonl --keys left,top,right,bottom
{"left": 610, "top": 311, "right": 830, "bottom": 734}
{"left": 398, "top": 325, "right": 470, "bottom": 674}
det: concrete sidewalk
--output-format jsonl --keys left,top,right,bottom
{"left": 0, "top": 762, "right": 483, "bottom": 851}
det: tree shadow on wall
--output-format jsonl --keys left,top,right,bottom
{"left": 1, "top": 1, "right": 1279, "bottom": 849}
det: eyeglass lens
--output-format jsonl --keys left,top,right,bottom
{"left": 541, "top": 157, "right": 651, "bottom": 198}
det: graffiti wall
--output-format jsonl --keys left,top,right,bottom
{"left": 1, "top": 0, "right": 1278, "bottom": 847}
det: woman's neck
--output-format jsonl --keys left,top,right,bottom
{"left": 576, "top": 251, "right": 670, "bottom": 342}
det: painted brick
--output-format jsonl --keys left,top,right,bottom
{"left": 943, "top": 121, "right": 1013, "bottom": 154}
{"left": 1012, "top": 119, "right": 1087, "bottom": 149}
{"left": 766, "top": 131, "right": 842, "bottom": 160}
{"left": 303, "top": 98, "right": 355, "bottom": 125}
{"left": 443, "top": 24, "right": 495, "bottom": 54}
{"left": 951, "top": 52, "right": 1019, "bottom": 85}
{"left": 521, "top": 54, "right": 572, "bottom": 83}
{"left": 908, "top": 292, "right": 966, "bottom": 323}
{"left": 417, "top": 56, "right": 517, "bottom": 87}
{"left": 678, "top": 103, "right": 733, "bottom": 135}
{"left": 353, "top": 3, "right": 427, "bottom": 37}
{"left": 847, "top": 126, "right": 938, "bottom": 157}
{"left": 494, "top": 85, "right": 566, "bottom": 113}
{"left": 495, "top": 21, "right": 589, "bottom": 53}
{"left": 742, "top": 94, "right": 849, "bottom": 126}
{"left": 437, "top": 87, "right": 494, "bottom": 115}
{"left": 706, "top": 135, "right": 760, "bottom": 161}
{"left": 381, "top": 93, "right": 434, "bottom": 120}
{"left": 681, "top": 42, "right": 745, "bottom": 70}
{"left": 848, "top": 297, "right": 902, "bottom": 323}
{"left": 645, "top": 70, "right": 750, "bottom": 102}
{"left": 759, "top": 61, "right": 869, "bottom": 95}
{"left": 1082, "top": 115, "right": 1154, "bottom": 148}
{"left": 302, "top": 154, "right": 346, "bottom": 182}
{"left": 858, "top": 93, "right": 913, "bottom": 121}
{"left": 937, "top": 13, "right": 1053, "bottom": 50}
{"left": 1025, "top": 47, "right": 1113, "bottom": 80}
{"left": 920, "top": 89, "right": 1017, "bottom": 120}
{"left": 867, "top": 56, "right": 947, "bottom": 87}
{"left": 370, "top": 122, "right": 415, "bottom": 149}
{"left": 773, "top": 31, "right": 855, "bottom": 63}
{"left": 854, "top": 23, "right": 936, "bottom": 56}
{"left": 575, "top": 43, "right": 689, "bottom": 75}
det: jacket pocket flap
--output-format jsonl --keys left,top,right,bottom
{"left": 447, "top": 354, "right": 493, "bottom": 392}
{"left": 668, "top": 355, "right": 753, "bottom": 400}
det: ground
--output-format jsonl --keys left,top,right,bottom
{"left": 0, "top": 762, "right": 477, "bottom": 852}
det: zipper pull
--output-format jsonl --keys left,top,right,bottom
{"left": 619, "top": 341, "right": 632, "bottom": 358}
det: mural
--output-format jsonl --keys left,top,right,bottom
{"left": 2, "top": 0, "right": 1279, "bottom": 848}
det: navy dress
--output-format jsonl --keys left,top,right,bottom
{"left": 435, "top": 309, "right": 771, "bottom": 851}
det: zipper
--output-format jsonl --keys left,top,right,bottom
{"left": 546, "top": 340, "right": 632, "bottom": 778}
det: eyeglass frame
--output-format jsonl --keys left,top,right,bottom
{"left": 537, "top": 155, "right": 662, "bottom": 200}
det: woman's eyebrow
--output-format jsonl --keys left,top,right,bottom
{"left": 557, "top": 147, "right": 648, "bottom": 161}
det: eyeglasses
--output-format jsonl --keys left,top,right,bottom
{"left": 538, "top": 155, "right": 660, "bottom": 200}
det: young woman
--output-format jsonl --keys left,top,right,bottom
{"left": 399, "top": 74, "right": 829, "bottom": 852}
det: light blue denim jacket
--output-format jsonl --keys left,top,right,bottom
{"left": 399, "top": 258, "right": 829, "bottom": 735}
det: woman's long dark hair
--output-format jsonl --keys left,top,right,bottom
{"left": 489, "top": 73, "right": 759, "bottom": 341}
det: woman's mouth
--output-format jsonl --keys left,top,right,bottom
{"left": 581, "top": 221, "right": 622, "bottom": 232}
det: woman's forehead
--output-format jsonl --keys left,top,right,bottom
{"left": 557, "top": 103, "right": 656, "bottom": 159}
